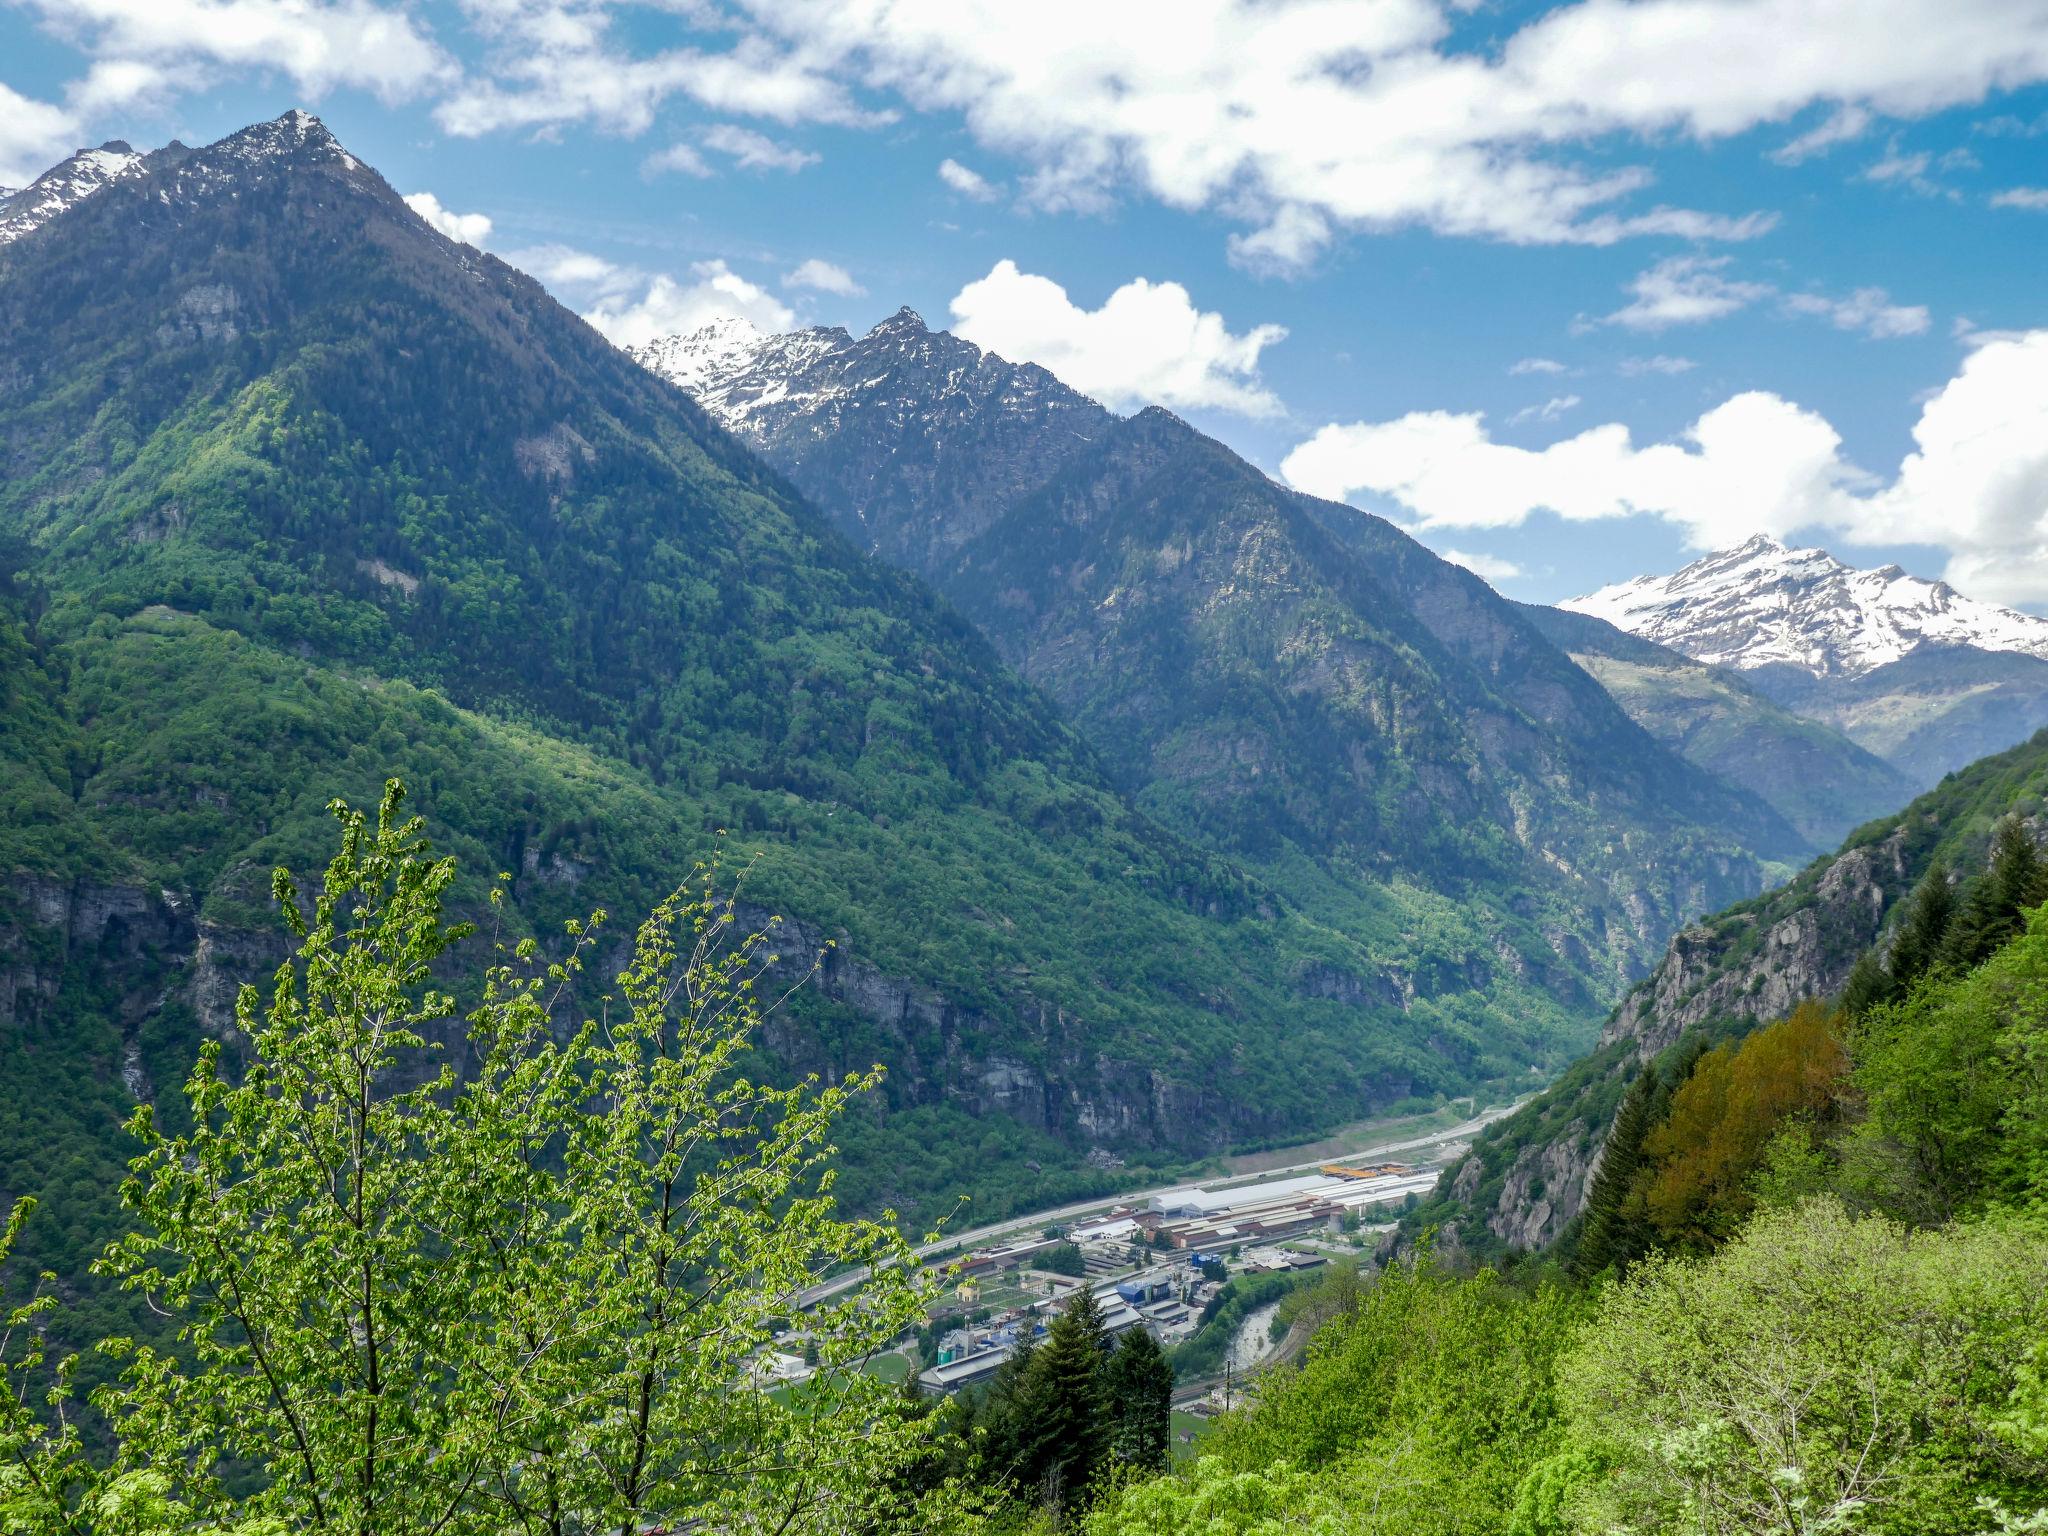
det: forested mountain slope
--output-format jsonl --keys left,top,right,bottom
{"left": 0, "top": 112, "right": 1587, "bottom": 1291}
{"left": 643, "top": 313, "right": 1807, "bottom": 1008}
{"left": 1412, "top": 727, "right": 2048, "bottom": 1255}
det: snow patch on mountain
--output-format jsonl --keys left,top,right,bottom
{"left": 1564, "top": 534, "right": 2048, "bottom": 678}
{"left": 627, "top": 304, "right": 1112, "bottom": 451}
{"left": 0, "top": 141, "right": 146, "bottom": 245}
{"left": 0, "top": 113, "right": 371, "bottom": 251}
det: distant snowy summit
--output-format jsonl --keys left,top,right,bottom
{"left": 1564, "top": 534, "right": 2048, "bottom": 678}
{"left": 0, "top": 140, "right": 147, "bottom": 245}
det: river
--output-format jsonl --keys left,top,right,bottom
{"left": 1224, "top": 1299, "right": 1284, "bottom": 1374}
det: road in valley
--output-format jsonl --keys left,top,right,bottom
{"left": 792, "top": 1099, "right": 1522, "bottom": 1311}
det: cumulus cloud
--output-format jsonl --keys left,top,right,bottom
{"left": 703, "top": 122, "right": 818, "bottom": 172}
{"left": 1600, "top": 256, "right": 1773, "bottom": 330}
{"left": 504, "top": 242, "right": 794, "bottom": 350}
{"left": 784, "top": 257, "right": 863, "bottom": 295}
{"left": 434, "top": 29, "right": 872, "bottom": 139}
{"left": 1598, "top": 258, "right": 1929, "bottom": 339}
{"left": 404, "top": 191, "right": 492, "bottom": 247}
{"left": 1770, "top": 104, "right": 1874, "bottom": 164}
{"left": 1511, "top": 394, "right": 1582, "bottom": 425}
{"left": 1781, "top": 286, "right": 1929, "bottom": 338}
{"left": 1509, "top": 357, "right": 1568, "bottom": 376}
{"left": 726, "top": 0, "right": 2048, "bottom": 261}
{"left": 1618, "top": 354, "right": 1698, "bottom": 376}
{"left": 938, "top": 157, "right": 998, "bottom": 200}
{"left": 0, "top": 83, "right": 79, "bottom": 188}
{"left": 581, "top": 258, "right": 795, "bottom": 349}
{"left": 1281, "top": 330, "right": 2048, "bottom": 602}
{"left": 643, "top": 143, "right": 714, "bottom": 178}
{"left": 947, "top": 259, "right": 1286, "bottom": 417}
{"left": 20, "top": 0, "right": 451, "bottom": 104}
{"left": 1993, "top": 186, "right": 2048, "bottom": 209}
{"left": 1440, "top": 549, "right": 1526, "bottom": 582}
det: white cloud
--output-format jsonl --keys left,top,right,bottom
{"left": 1511, "top": 394, "right": 1582, "bottom": 425}
{"left": 20, "top": 0, "right": 452, "bottom": 103}
{"left": 434, "top": 29, "right": 872, "bottom": 139}
{"left": 1282, "top": 330, "right": 2048, "bottom": 602}
{"left": 506, "top": 242, "right": 625, "bottom": 287}
{"left": 703, "top": 122, "right": 818, "bottom": 172}
{"left": 938, "top": 157, "right": 998, "bottom": 200}
{"left": 1780, "top": 285, "right": 1929, "bottom": 338}
{"left": 784, "top": 257, "right": 863, "bottom": 295}
{"left": 947, "top": 259, "right": 1286, "bottom": 417}
{"left": 1600, "top": 258, "right": 1929, "bottom": 339}
{"left": 1770, "top": 104, "right": 1873, "bottom": 164}
{"left": 1992, "top": 186, "right": 2048, "bottom": 209}
{"left": 404, "top": 191, "right": 493, "bottom": 247}
{"left": 0, "top": 83, "right": 78, "bottom": 188}
{"left": 643, "top": 142, "right": 714, "bottom": 178}
{"left": 1440, "top": 549, "right": 1526, "bottom": 582}
{"left": 503, "top": 242, "right": 795, "bottom": 348}
{"left": 1618, "top": 354, "right": 1697, "bottom": 376}
{"left": 1862, "top": 146, "right": 1932, "bottom": 183}
{"left": 1510, "top": 357, "right": 1567, "bottom": 376}
{"left": 582, "top": 258, "right": 795, "bottom": 349}
{"left": 730, "top": 0, "right": 2048, "bottom": 261}
{"left": 1977, "top": 111, "right": 2048, "bottom": 137}
{"left": 1601, "top": 256, "right": 1773, "bottom": 330}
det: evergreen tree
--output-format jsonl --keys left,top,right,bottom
{"left": 1943, "top": 817, "right": 2047, "bottom": 971}
{"left": 1102, "top": 1326, "right": 1174, "bottom": 1472}
{"left": 1885, "top": 859, "right": 1956, "bottom": 990}
{"left": 1015, "top": 1288, "right": 1109, "bottom": 1514}
{"left": 1570, "top": 1068, "right": 1658, "bottom": 1279}
{"left": 1839, "top": 949, "right": 1894, "bottom": 1019}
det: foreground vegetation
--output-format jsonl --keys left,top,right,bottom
{"left": 1071, "top": 818, "right": 2048, "bottom": 1534}
{"left": 6, "top": 789, "right": 2045, "bottom": 1533}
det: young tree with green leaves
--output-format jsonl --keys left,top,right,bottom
{"left": 15, "top": 781, "right": 954, "bottom": 1536}
{"left": 1560, "top": 1199, "right": 2048, "bottom": 1536}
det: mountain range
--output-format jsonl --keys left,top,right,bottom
{"left": 1566, "top": 536, "right": 2048, "bottom": 784}
{"left": 11, "top": 111, "right": 2036, "bottom": 1306}
{"left": 0, "top": 109, "right": 1806, "bottom": 1279}
{"left": 632, "top": 310, "right": 1811, "bottom": 982}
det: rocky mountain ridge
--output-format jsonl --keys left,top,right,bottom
{"left": 631, "top": 310, "right": 1809, "bottom": 1006}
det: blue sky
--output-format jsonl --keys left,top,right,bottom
{"left": 5, "top": 0, "right": 2048, "bottom": 605}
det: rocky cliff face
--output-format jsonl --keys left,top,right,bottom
{"left": 1, "top": 875, "right": 1345, "bottom": 1164}
{"left": 1416, "top": 810, "right": 1953, "bottom": 1254}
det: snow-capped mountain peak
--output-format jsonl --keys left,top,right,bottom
{"left": 0, "top": 139, "right": 147, "bottom": 245}
{"left": 627, "top": 307, "right": 1015, "bottom": 436}
{"left": 1563, "top": 534, "right": 2048, "bottom": 677}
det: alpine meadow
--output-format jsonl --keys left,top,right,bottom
{"left": 5, "top": 4, "right": 2048, "bottom": 1530}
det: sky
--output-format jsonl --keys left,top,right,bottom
{"left": 4, "top": 0, "right": 2048, "bottom": 606}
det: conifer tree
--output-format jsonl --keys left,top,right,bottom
{"left": 1102, "top": 1326, "right": 1173, "bottom": 1473}
{"left": 1944, "top": 817, "right": 2047, "bottom": 971}
{"left": 1015, "top": 1288, "right": 1109, "bottom": 1514}
{"left": 1885, "top": 859, "right": 1955, "bottom": 991}
{"left": 1571, "top": 1068, "right": 1658, "bottom": 1279}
